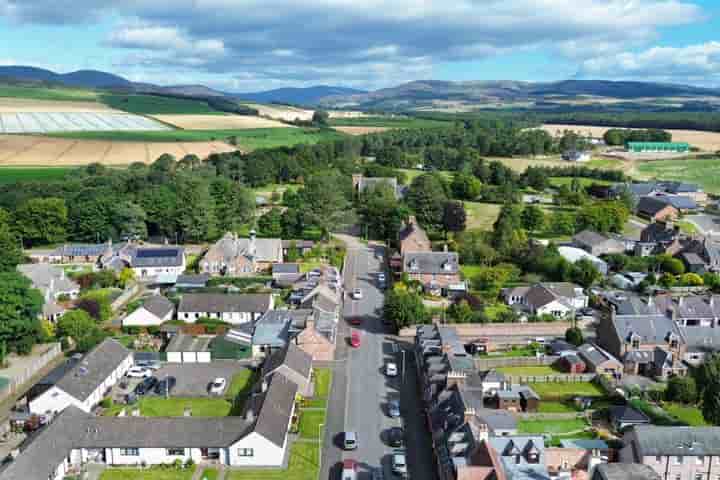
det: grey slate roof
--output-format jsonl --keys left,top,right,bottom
{"left": 178, "top": 293, "right": 272, "bottom": 313}
{"left": 641, "top": 222, "right": 679, "bottom": 243}
{"left": 611, "top": 313, "right": 682, "bottom": 345}
{"left": 131, "top": 246, "right": 184, "bottom": 267}
{"left": 142, "top": 295, "right": 175, "bottom": 318}
{"left": 273, "top": 263, "right": 300, "bottom": 274}
{"left": 608, "top": 405, "right": 650, "bottom": 424}
{"left": 53, "top": 243, "right": 111, "bottom": 257}
{"left": 262, "top": 342, "right": 313, "bottom": 381}
{"left": 637, "top": 196, "right": 676, "bottom": 217}
{"left": 593, "top": 463, "right": 661, "bottom": 480}
{"left": 404, "top": 251, "right": 459, "bottom": 275}
{"left": 630, "top": 426, "right": 720, "bottom": 456}
{"left": 55, "top": 339, "right": 130, "bottom": 402}
{"left": 488, "top": 436, "right": 550, "bottom": 480}
{"left": 577, "top": 343, "right": 617, "bottom": 368}
{"left": 17, "top": 263, "right": 79, "bottom": 296}
{"left": 574, "top": 230, "right": 613, "bottom": 247}
{"left": 657, "top": 195, "right": 698, "bottom": 210}
{"left": 681, "top": 327, "right": 720, "bottom": 352}
{"left": 475, "top": 408, "right": 518, "bottom": 431}
{"left": 252, "top": 372, "right": 299, "bottom": 447}
{"left": 252, "top": 309, "right": 310, "bottom": 347}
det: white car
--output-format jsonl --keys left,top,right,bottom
{"left": 392, "top": 451, "right": 407, "bottom": 476}
{"left": 126, "top": 367, "right": 152, "bottom": 378}
{"left": 209, "top": 377, "right": 227, "bottom": 395}
{"left": 352, "top": 288, "right": 363, "bottom": 300}
{"left": 385, "top": 362, "right": 398, "bottom": 377}
{"left": 135, "top": 360, "right": 161, "bottom": 371}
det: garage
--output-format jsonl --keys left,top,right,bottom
{"left": 166, "top": 333, "right": 213, "bottom": 364}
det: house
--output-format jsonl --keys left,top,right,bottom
{"left": 399, "top": 216, "right": 431, "bottom": 255}
{"left": 592, "top": 464, "right": 660, "bottom": 480}
{"left": 122, "top": 295, "right": 175, "bottom": 327}
{"left": 487, "top": 436, "right": 551, "bottom": 480}
{"left": 620, "top": 426, "right": 720, "bottom": 480}
{"left": 576, "top": 343, "right": 623, "bottom": 377}
{"left": 558, "top": 246, "right": 609, "bottom": 276}
{"left": 655, "top": 195, "right": 699, "bottom": 213}
{"left": 28, "top": 339, "right": 132, "bottom": 415}
{"left": 640, "top": 221, "right": 681, "bottom": 245}
{"left": 199, "top": 232, "right": 283, "bottom": 277}
{"left": 403, "top": 251, "right": 464, "bottom": 296}
{"left": 250, "top": 309, "right": 311, "bottom": 357}
{"left": 351, "top": 173, "right": 400, "bottom": 198}
{"left": 562, "top": 150, "right": 591, "bottom": 162}
{"left": 175, "top": 274, "right": 209, "bottom": 289}
{"left": 503, "top": 283, "right": 588, "bottom": 319}
{"left": 281, "top": 240, "right": 315, "bottom": 257}
{"left": 573, "top": 230, "right": 626, "bottom": 257}
{"left": 272, "top": 263, "right": 302, "bottom": 287}
{"left": 2, "top": 346, "right": 313, "bottom": 479}
{"left": 17, "top": 263, "right": 80, "bottom": 322}
{"left": 260, "top": 342, "right": 313, "bottom": 397}
{"left": 636, "top": 197, "right": 678, "bottom": 222}
{"left": 99, "top": 243, "right": 186, "bottom": 280}
{"left": 664, "top": 182, "right": 708, "bottom": 205}
{"left": 558, "top": 354, "right": 586, "bottom": 374}
{"left": 608, "top": 405, "right": 650, "bottom": 431}
{"left": 494, "top": 385, "right": 540, "bottom": 412}
{"left": 177, "top": 293, "right": 273, "bottom": 325}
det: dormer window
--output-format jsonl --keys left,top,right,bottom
{"left": 442, "top": 261, "right": 453, "bottom": 272}
{"left": 409, "top": 259, "right": 419, "bottom": 271}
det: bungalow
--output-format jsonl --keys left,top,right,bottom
{"left": 636, "top": 197, "right": 679, "bottom": 222}
{"left": 28, "top": 339, "right": 133, "bottom": 415}
{"left": 576, "top": 343, "right": 623, "bottom": 377}
{"left": 664, "top": 181, "right": 708, "bottom": 205}
{"left": 655, "top": 194, "right": 699, "bottom": 213}
{"left": 2, "top": 345, "right": 313, "bottom": 479}
{"left": 122, "top": 295, "right": 175, "bottom": 327}
{"left": 573, "top": 230, "right": 626, "bottom": 257}
{"left": 177, "top": 293, "right": 273, "bottom": 325}
{"left": 503, "top": 283, "right": 588, "bottom": 319}
{"left": 403, "top": 251, "right": 464, "bottom": 296}
{"left": 199, "top": 231, "right": 283, "bottom": 277}
{"left": 17, "top": 263, "right": 80, "bottom": 322}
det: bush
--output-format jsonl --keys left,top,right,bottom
{"left": 100, "top": 397, "right": 113, "bottom": 408}
{"left": 666, "top": 376, "right": 697, "bottom": 404}
{"left": 15, "top": 337, "right": 33, "bottom": 355}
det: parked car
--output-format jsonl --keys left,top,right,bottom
{"left": 352, "top": 288, "right": 363, "bottom": 300}
{"left": 386, "top": 427, "right": 404, "bottom": 447}
{"left": 134, "top": 376, "right": 157, "bottom": 395}
{"left": 343, "top": 431, "right": 358, "bottom": 450}
{"left": 136, "top": 360, "right": 161, "bottom": 371}
{"left": 391, "top": 450, "right": 407, "bottom": 477}
{"left": 342, "top": 459, "right": 358, "bottom": 480}
{"left": 209, "top": 377, "right": 227, "bottom": 395}
{"left": 348, "top": 316, "right": 362, "bottom": 326}
{"left": 126, "top": 366, "right": 152, "bottom": 378}
{"left": 372, "top": 467, "right": 384, "bottom": 480}
{"left": 385, "top": 362, "right": 398, "bottom": 377}
{"left": 154, "top": 376, "right": 177, "bottom": 396}
{"left": 387, "top": 399, "right": 400, "bottom": 418}
{"left": 350, "top": 331, "right": 361, "bottom": 348}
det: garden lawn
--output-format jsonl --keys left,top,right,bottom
{"left": 100, "top": 466, "right": 196, "bottom": 480}
{"left": 227, "top": 369, "right": 255, "bottom": 399}
{"left": 460, "top": 265, "right": 483, "bottom": 280}
{"left": 528, "top": 382, "right": 605, "bottom": 400}
{"left": 487, "top": 346, "right": 537, "bottom": 358}
{"left": 483, "top": 304, "right": 511, "bottom": 321}
{"left": 465, "top": 202, "right": 502, "bottom": 231}
{"left": 549, "top": 177, "right": 612, "bottom": 188}
{"left": 103, "top": 397, "right": 232, "bottom": 417}
{"left": 299, "top": 409, "right": 327, "bottom": 439}
{"left": 518, "top": 418, "right": 588, "bottom": 435}
{"left": 314, "top": 368, "right": 332, "bottom": 398}
{"left": 496, "top": 366, "right": 561, "bottom": 376}
{"left": 198, "top": 468, "right": 219, "bottom": 480}
{"left": 537, "top": 401, "right": 579, "bottom": 414}
{"left": 664, "top": 403, "right": 709, "bottom": 426}
{"left": 300, "top": 261, "right": 327, "bottom": 273}
{"left": 226, "top": 442, "right": 319, "bottom": 480}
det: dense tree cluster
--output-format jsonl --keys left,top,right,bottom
{"left": 602, "top": 128, "right": 672, "bottom": 146}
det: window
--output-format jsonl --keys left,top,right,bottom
{"left": 120, "top": 448, "right": 139, "bottom": 456}
{"left": 167, "top": 448, "right": 185, "bottom": 456}
{"left": 674, "top": 457, "right": 683, "bottom": 465}
{"left": 238, "top": 448, "right": 254, "bottom": 457}
{"left": 656, "top": 456, "right": 663, "bottom": 463}
{"left": 675, "top": 475, "right": 681, "bottom": 480}
{"left": 695, "top": 474, "right": 703, "bottom": 480}
{"left": 697, "top": 456, "right": 705, "bottom": 466}
{"left": 632, "top": 339, "right": 640, "bottom": 349}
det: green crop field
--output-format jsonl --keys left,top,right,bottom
{"left": 636, "top": 157, "right": 720, "bottom": 194}
{"left": 100, "top": 93, "right": 223, "bottom": 115}
{"left": 0, "top": 167, "right": 74, "bottom": 184}
{"left": 47, "top": 128, "right": 346, "bottom": 150}
{"left": 0, "top": 84, "right": 98, "bottom": 101}
{"left": 549, "top": 177, "right": 612, "bottom": 187}
{"left": 329, "top": 116, "right": 451, "bottom": 129}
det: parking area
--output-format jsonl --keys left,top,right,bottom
{"left": 111, "top": 362, "right": 249, "bottom": 402}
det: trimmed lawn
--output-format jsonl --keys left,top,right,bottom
{"left": 226, "top": 442, "right": 319, "bottom": 480}
{"left": 488, "top": 347, "right": 538, "bottom": 358}
{"left": 227, "top": 369, "right": 255, "bottom": 399}
{"left": 300, "top": 261, "right": 326, "bottom": 273}
{"left": 104, "top": 397, "right": 232, "bottom": 417}
{"left": 528, "top": 382, "right": 605, "bottom": 400}
{"left": 465, "top": 201, "right": 501, "bottom": 231}
{"left": 100, "top": 466, "right": 196, "bottom": 480}
{"left": 518, "top": 418, "right": 588, "bottom": 435}
{"left": 199, "top": 468, "right": 219, "bottom": 480}
{"left": 496, "top": 366, "right": 561, "bottom": 376}
{"left": 548, "top": 177, "right": 611, "bottom": 188}
{"left": 548, "top": 430, "right": 598, "bottom": 447}
{"left": 537, "top": 401, "right": 580, "bottom": 414}
{"left": 460, "top": 265, "right": 483, "bottom": 280}
{"left": 664, "top": 403, "right": 709, "bottom": 426}
{"left": 314, "top": 368, "right": 332, "bottom": 398}
{"left": 299, "top": 409, "right": 327, "bottom": 439}
{"left": 636, "top": 157, "right": 720, "bottom": 194}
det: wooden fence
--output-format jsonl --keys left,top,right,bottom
{"left": 475, "top": 356, "right": 560, "bottom": 369}
{"left": 505, "top": 373, "right": 597, "bottom": 384}
{"left": 0, "top": 343, "right": 62, "bottom": 402}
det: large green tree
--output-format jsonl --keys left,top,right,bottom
{"left": 405, "top": 173, "right": 448, "bottom": 229}
{"left": 0, "top": 208, "right": 23, "bottom": 271}
{"left": 384, "top": 289, "right": 429, "bottom": 330}
{"left": 0, "top": 272, "right": 42, "bottom": 352}
{"left": 113, "top": 201, "right": 148, "bottom": 240}
{"left": 358, "top": 183, "right": 407, "bottom": 242}
{"left": 14, "top": 197, "right": 68, "bottom": 246}
{"left": 297, "top": 171, "right": 351, "bottom": 239}
{"left": 442, "top": 201, "right": 467, "bottom": 235}
{"left": 175, "top": 176, "right": 218, "bottom": 242}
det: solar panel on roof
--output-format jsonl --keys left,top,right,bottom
{"left": 136, "top": 248, "right": 179, "bottom": 258}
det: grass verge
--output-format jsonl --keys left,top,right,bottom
{"left": 100, "top": 466, "right": 196, "bottom": 480}
{"left": 226, "top": 442, "right": 319, "bottom": 480}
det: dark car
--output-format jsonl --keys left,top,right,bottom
{"left": 154, "top": 376, "right": 177, "bottom": 396}
{"left": 387, "top": 399, "right": 401, "bottom": 418}
{"left": 134, "top": 376, "right": 157, "bottom": 395}
{"left": 386, "top": 427, "right": 404, "bottom": 447}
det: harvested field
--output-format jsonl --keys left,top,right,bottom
{"left": 541, "top": 124, "right": 720, "bottom": 152}
{"left": 332, "top": 126, "right": 390, "bottom": 135}
{"left": 0, "top": 135, "right": 235, "bottom": 166}
{"left": 242, "top": 103, "right": 314, "bottom": 122}
{"left": 0, "top": 98, "right": 114, "bottom": 113}
{"left": 152, "top": 114, "right": 289, "bottom": 130}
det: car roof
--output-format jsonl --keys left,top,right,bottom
{"left": 345, "top": 431, "right": 357, "bottom": 439}
{"left": 343, "top": 459, "right": 357, "bottom": 468}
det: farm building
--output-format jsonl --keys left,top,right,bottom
{"left": 626, "top": 142, "right": 689, "bottom": 153}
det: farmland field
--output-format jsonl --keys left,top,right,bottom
{"left": 0, "top": 85, "right": 98, "bottom": 101}
{"left": 328, "top": 116, "right": 451, "bottom": 129}
{"left": 488, "top": 156, "right": 567, "bottom": 173}
{"left": 333, "top": 126, "right": 391, "bottom": 135}
{"left": 542, "top": 124, "right": 720, "bottom": 152}
{"left": 48, "top": 127, "right": 346, "bottom": 150}
{"left": 0, "top": 166, "right": 74, "bottom": 183}
{"left": 153, "top": 114, "right": 289, "bottom": 130}
{"left": 0, "top": 112, "right": 170, "bottom": 134}
{"left": 636, "top": 157, "right": 720, "bottom": 193}
{"left": 100, "top": 94, "right": 222, "bottom": 115}
{"left": 240, "top": 103, "right": 314, "bottom": 122}
{"left": 0, "top": 134, "right": 235, "bottom": 166}
{"left": 0, "top": 97, "right": 113, "bottom": 113}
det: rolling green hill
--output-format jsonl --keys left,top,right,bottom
{"left": 0, "top": 84, "right": 98, "bottom": 101}
{"left": 99, "top": 94, "right": 224, "bottom": 115}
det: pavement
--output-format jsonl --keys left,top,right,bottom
{"left": 322, "top": 240, "right": 436, "bottom": 480}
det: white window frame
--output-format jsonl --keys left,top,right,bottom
{"left": 238, "top": 448, "right": 254, "bottom": 457}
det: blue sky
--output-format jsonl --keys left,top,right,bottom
{"left": 1, "top": 0, "right": 719, "bottom": 92}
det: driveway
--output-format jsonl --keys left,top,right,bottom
{"left": 154, "top": 362, "right": 248, "bottom": 397}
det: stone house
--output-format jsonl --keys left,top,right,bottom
{"left": 403, "top": 251, "right": 464, "bottom": 296}
{"left": 200, "top": 231, "right": 282, "bottom": 277}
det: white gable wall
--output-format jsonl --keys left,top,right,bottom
{"left": 228, "top": 432, "right": 286, "bottom": 466}
{"left": 30, "top": 386, "right": 84, "bottom": 414}
{"left": 536, "top": 300, "right": 573, "bottom": 318}
{"left": 122, "top": 307, "right": 162, "bottom": 327}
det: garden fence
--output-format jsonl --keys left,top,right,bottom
{"left": 508, "top": 373, "right": 596, "bottom": 384}
{"left": 475, "top": 356, "right": 560, "bottom": 369}
{"left": 0, "top": 343, "right": 62, "bottom": 402}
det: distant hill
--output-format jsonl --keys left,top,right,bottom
{"left": 235, "top": 85, "right": 367, "bottom": 106}
{"left": 0, "top": 66, "right": 133, "bottom": 88}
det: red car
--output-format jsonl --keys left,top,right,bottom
{"left": 350, "top": 331, "right": 361, "bottom": 348}
{"left": 348, "top": 316, "right": 362, "bottom": 326}
{"left": 342, "top": 459, "right": 358, "bottom": 480}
